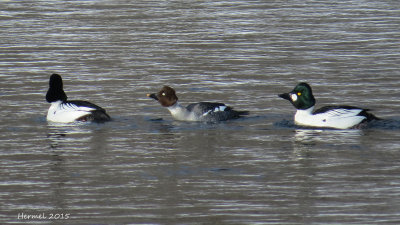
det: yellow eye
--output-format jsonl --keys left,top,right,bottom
{"left": 297, "top": 92, "right": 301, "bottom": 96}
{"left": 162, "top": 92, "right": 166, "bottom": 96}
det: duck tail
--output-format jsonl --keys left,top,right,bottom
{"left": 360, "top": 110, "right": 380, "bottom": 122}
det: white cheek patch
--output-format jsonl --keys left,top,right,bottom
{"left": 290, "top": 93, "right": 298, "bottom": 102}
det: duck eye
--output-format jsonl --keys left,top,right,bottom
{"left": 162, "top": 92, "right": 166, "bottom": 96}
{"left": 297, "top": 92, "right": 301, "bottom": 96}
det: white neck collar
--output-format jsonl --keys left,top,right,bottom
{"left": 296, "top": 106, "right": 315, "bottom": 115}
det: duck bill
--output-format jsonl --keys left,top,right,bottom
{"left": 147, "top": 93, "right": 158, "bottom": 101}
{"left": 278, "top": 93, "right": 291, "bottom": 101}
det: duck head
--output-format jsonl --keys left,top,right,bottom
{"left": 46, "top": 73, "right": 67, "bottom": 103}
{"left": 279, "top": 82, "right": 316, "bottom": 110}
{"left": 147, "top": 86, "right": 178, "bottom": 107}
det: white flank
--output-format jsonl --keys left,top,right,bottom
{"left": 47, "top": 100, "right": 94, "bottom": 123}
{"left": 167, "top": 102, "right": 197, "bottom": 121}
{"left": 294, "top": 106, "right": 366, "bottom": 129}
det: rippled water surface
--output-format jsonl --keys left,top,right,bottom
{"left": 1, "top": 0, "right": 400, "bottom": 224}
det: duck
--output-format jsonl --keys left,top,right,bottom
{"left": 147, "top": 86, "right": 248, "bottom": 122}
{"left": 45, "top": 73, "right": 111, "bottom": 123}
{"left": 278, "top": 82, "right": 379, "bottom": 129}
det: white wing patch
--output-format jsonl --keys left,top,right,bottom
{"left": 202, "top": 106, "right": 227, "bottom": 117}
{"left": 215, "top": 106, "right": 227, "bottom": 112}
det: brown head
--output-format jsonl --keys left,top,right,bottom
{"left": 147, "top": 86, "right": 178, "bottom": 107}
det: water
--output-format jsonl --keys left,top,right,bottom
{"left": 1, "top": 0, "right": 400, "bottom": 224}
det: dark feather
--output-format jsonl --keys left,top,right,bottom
{"left": 46, "top": 74, "right": 68, "bottom": 103}
{"left": 67, "top": 100, "right": 111, "bottom": 122}
{"left": 46, "top": 87, "right": 67, "bottom": 103}
{"left": 76, "top": 111, "right": 111, "bottom": 122}
{"left": 66, "top": 100, "right": 107, "bottom": 112}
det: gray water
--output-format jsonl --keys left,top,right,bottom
{"left": 1, "top": 0, "right": 400, "bottom": 224}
